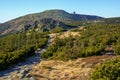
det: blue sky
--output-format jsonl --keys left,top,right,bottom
{"left": 0, "top": 0, "right": 119, "bottom": 23}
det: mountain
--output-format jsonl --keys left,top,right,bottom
{"left": 0, "top": 9, "right": 103, "bottom": 36}
{"left": 102, "top": 17, "right": 120, "bottom": 24}
{"left": 0, "top": 18, "right": 67, "bottom": 36}
{"left": 34, "top": 18, "right": 67, "bottom": 32}
{"left": 31, "top": 9, "right": 102, "bottom": 21}
{"left": 81, "top": 17, "right": 120, "bottom": 25}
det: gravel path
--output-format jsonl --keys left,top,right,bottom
{"left": 0, "top": 48, "right": 46, "bottom": 80}
{"left": 0, "top": 35, "right": 53, "bottom": 80}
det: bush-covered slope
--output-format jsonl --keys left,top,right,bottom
{"left": 90, "top": 57, "right": 120, "bottom": 80}
{"left": 0, "top": 30, "right": 48, "bottom": 70}
{"left": 102, "top": 17, "right": 120, "bottom": 24}
{"left": 41, "top": 24, "right": 120, "bottom": 60}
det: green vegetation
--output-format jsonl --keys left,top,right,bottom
{"left": 42, "top": 65, "right": 52, "bottom": 70}
{"left": 0, "top": 30, "right": 48, "bottom": 70}
{"left": 102, "top": 17, "right": 120, "bottom": 24}
{"left": 50, "top": 27, "right": 66, "bottom": 33}
{"left": 41, "top": 24, "right": 120, "bottom": 61}
{"left": 90, "top": 57, "right": 120, "bottom": 80}
{"left": 39, "top": 18, "right": 67, "bottom": 32}
{"left": 34, "top": 10, "right": 102, "bottom": 21}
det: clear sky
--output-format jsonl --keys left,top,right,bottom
{"left": 0, "top": 0, "right": 119, "bottom": 23}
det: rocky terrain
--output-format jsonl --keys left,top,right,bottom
{"left": 29, "top": 30, "right": 117, "bottom": 80}
{"left": 0, "top": 30, "right": 54, "bottom": 80}
{"left": 0, "top": 46, "right": 46, "bottom": 80}
{"left": 0, "top": 18, "right": 67, "bottom": 36}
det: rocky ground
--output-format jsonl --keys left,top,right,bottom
{"left": 0, "top": 49, "right": 46, "bottom": 80}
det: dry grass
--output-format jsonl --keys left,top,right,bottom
{"left": 59, "top": 31, "right": 80, "bottom": 38}
{"left": 29, "top": 56, "right": 116, "bottom": 80}
{"left": 30, "top": 59, "right": 90, "bottom": 80}
{"left": 49, "top": 31, "right": 80, "bottom": 43}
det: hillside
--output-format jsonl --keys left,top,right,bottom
{"left": 88, "top": 17, "right": 120, "bottom": 24}
{"left": 0, "top": 9, "right": 120, "bottom": 80}
{"left": 0, "top": 9, "right": 103, "bottom": 36}
{"left": 0, "top": 18, "right": 120, "bottom": 79}
{"left": 0, "top": 30, "right": 48, "bottom": 70}
{"left": 41, "top": 23, "right": 120, "bottom": 60}
{"left": 0, "top": 18, "right": 66, "bottom": 36}
{"left": 38, "top": 23, "right": 120, "bottom": 80}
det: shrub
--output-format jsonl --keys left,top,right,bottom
{"left": 0, "top": 31, "right": 48, "bottom": 70}
{"left": 90, "top": 57, "right": 120, "bottom": 80}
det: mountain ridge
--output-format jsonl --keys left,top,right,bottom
{"left": 0, "top": 9, "right": 103, "bottom": 36}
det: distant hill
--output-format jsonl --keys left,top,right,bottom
{"left": 32, "top": 9, "right": 102, "bottom": 21}
{"left": 102, "top": 17, "right": 120, "bottom": 24}
{"left": 81, "top": 17, "right": 120, "bottom": 26}
{"left": 91, "top": 17, "right": 120, "bottom": 24}
{"left": 0, "top": 9, "right": 103, "bottom": 36}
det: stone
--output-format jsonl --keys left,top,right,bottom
{"left": 24, "top": 67, "right": 31, "bottom": 73}
{"left": 102, "top": 59, "right": 106, "bottom": 61}
{"left": 21, "top": 78, "right": 29, "bottom": 80}
{"left": 20, "top": 70, "right": 25, "bottom": 74}
{"left": 64, "top": 73, "right": 68, "bottom": 76}
{"left": 17, "top": 73, "right": 25, "bottom": 79}
{"left": 25, "top": 73, "right": 31, "bottom": 77}
{"left": 30, "top": 77, "right": 36, "bottom": 80}
{"left": 19, "top": 67, "right": 31, "bottom": 75}
{"left": 12, "top": 75, "right": 16, "bottom": 78}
